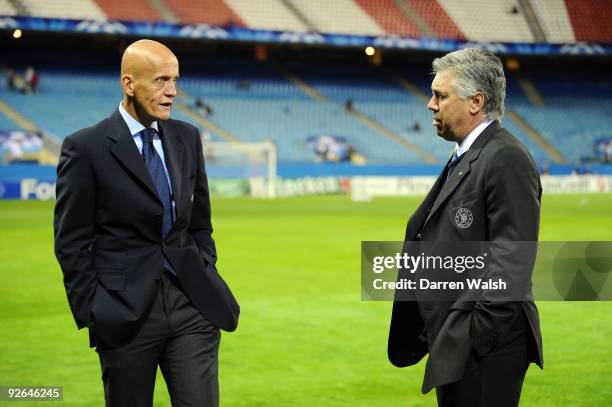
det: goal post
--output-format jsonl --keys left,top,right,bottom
{"left": 202, "top": 138, "right": 277, "bottom": 198}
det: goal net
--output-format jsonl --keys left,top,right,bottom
{"left": 202, "top": 139, "right": 277, "bottom": 198}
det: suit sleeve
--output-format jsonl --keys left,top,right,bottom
{"left": 187, "top": 127, "right": 217, "bottom": 264}
{"left": 54, "top": 135, "right": 98, "bottom": 329}
{"left": 470, "top": 144, "right": 541, "bottom": 356}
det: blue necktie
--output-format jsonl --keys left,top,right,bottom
{"left": 140, "top": 128, "right": 175, "bottom": 274}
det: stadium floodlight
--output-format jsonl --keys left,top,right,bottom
{"left": 202, "top": 139, "right": 277, "bottom": 198}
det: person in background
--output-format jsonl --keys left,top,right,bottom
{"left": 25, "top": 66, "right": 39, "bottom": 93}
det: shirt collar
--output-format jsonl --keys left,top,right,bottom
{"left": 455, "top": 119, "right": 493, "bottom": 157}
{"left": 118, "top": 101, "right": 159, "bottom": 137}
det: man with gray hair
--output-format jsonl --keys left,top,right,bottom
{"left": 388, "top": 48, "right": 543, "bottom": 406}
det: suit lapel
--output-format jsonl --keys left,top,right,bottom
{"left": 158, "top": 120, "right": 184, "bottom": 223}
{"left": 424, "top": 155, "right": 472, "bottom": 225}
{"left": 107, "top": 109, "right": 160, "bottom": 201}
{"left": 405, "top": 164, "right": 448, "bottom": 240}
{"left": 423, "top": 120, "right": 500, "bottom": 227}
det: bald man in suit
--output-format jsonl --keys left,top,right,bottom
{"left": 54, "top": 39, "right": 239, "bottom": 407}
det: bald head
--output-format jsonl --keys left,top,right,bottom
{"left": 121, "top": 39, "right": 177, "bottom": 78}
{"left": 120, "top": 39, "right": 179, "bottom": 125}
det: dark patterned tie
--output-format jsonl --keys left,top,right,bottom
{"left": 140, "top": 128, "right": 175, "bottom": 274}
{"left": 447, "top": 151, "right": 464, "bottom": 178}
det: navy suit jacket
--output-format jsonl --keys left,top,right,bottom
{"left": 54, "top": 109, "right": 239, "bottom": 348}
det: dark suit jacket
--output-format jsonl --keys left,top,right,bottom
{"left": 388, "top": 121, "right": 543, "bottom": 393}
{"left": 54, "top": 109, "right": 239, "bottom": 348}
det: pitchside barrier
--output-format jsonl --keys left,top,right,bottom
{"left": 1, "top": 164, "right": 611, "bottom": 200}
{"left": 350, "top": 175, "right": 612, "bottom": 201}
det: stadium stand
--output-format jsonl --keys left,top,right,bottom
{"left": 0, "top": 111, "right": 16, "bottom": 130}
{"left": 94, "top": 0, "right": 161, "bottom": 22}
{"left": 3, "top": 1, "right": 611, "bottom": 43}
{"left": 164, "top": 56, "right": 428, "bottom": 162}
{"left": 0, "top": 0, "right": 16, "bottom": 16}
{"left": 21, "top": 0, "right": 106, "bottom": 20}
{"left": 165, "top": 0, "right": 244, "bottom": 26}
{"left": 224, "top": 0, "right": 308, "bottom": 32}
{"left": 530, "top": 0, "right": 576, "bottom": 43}
{"left": 1, "top": 1, "right": 611, "bottom": 168}
{"left": 509, "top": 67, "right": 611, "bottom": 164}
{"left": 565, "top": 0, "right": 612, "bottom": 43}
{"left": 354, "top": 0, "right": 421, "bottom": 37}
{"left": 437, "top": 0, "right": 534, "bottom": 43}
{"left": 405, "top": 0, "right": 465, "bottom": 40}
{"left": 287, "top": 0, "right": 384, "bottom": 36}
{"left": 7, "top": 49, "right": 600, "bottom": 166}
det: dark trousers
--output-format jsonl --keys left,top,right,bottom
{"left": 95, "top": 272, "right": 220, "bottom": 407}
{"left": 436, "top": 312, "right": 532, "bottom": 407}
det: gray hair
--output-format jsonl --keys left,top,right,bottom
{"left": 432, "top": 48, "right": 506, "bottom": 121}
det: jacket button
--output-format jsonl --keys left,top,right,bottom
{"left": 415, "top": 233, "right": 423, "bottom": 241}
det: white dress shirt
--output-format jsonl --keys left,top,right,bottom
{"left": 118, "top": 102, "right": 175, "bottom": 216}
{"left": 455, "top": 119, "right": 494, "bottom": 157}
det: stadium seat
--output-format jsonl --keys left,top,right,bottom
{"left": 0, "top": 0, "right": 16, "bottom": 16}
{"left": 565, "top": 0, "right": 612, "bottom": 43}
{"left": 354, "top": 0, "right": 421, "bottom": 37}
{"left": 224, "top": 0, "right": 308, "bottom": 32}
{"left": 406, "top": 0, "right": 465, "bottom": 40}
{"left": 165, "top": 0, "right": 245, "bottom": 26}
{"left": 437, "top": 0, "right": 535, "bottom": 42}
{"left": 21, "top": 0, "right": 106, "bottom": 20}
{"left": 530, "top": 0, "right": 576, "bottom": 43}
{"left": 285, "top": 0, "right": 384, "bottom": 35}
{"left": 94, "top": 0, "right": 159, "bottom": 22}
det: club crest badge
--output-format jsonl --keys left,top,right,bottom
{"left": 455, "top": 208, "right": 473, "bottom": 229}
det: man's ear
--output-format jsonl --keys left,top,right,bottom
{"left": 122, "top": 74, "right": 135, "bottom": 97}
{"left": 469, "top": 92, "right": 484, "bottom": 115}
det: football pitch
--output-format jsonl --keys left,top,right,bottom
{"left": 0, "top": 193, "right": 611, "bottom": 406}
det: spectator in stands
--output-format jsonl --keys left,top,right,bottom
{"left": 54, "top": 39, "right": 238, "bottom": 407}
{"left": 345, "top": 98, "right": 354, "bottom": 111}
{"left": 237, "top": 79, "right": 251, "bottom": 90}
{"left": 6, "top": 68, "right": 27, "bottom": 93}
{"left": 6, "top": 68, "right": 16, "bottom": 91}
{"left": 195, "top": 97, "right": 213, "bottom": 117}
{"left": 25, "top": 66, "right": 39, "bottom": 93}
{"left": 388, "top": 48, "right": 542, "bottom": 407}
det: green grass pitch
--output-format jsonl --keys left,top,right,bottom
{"left": 0, "top": 193, "right": 611, "bottom": 406}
